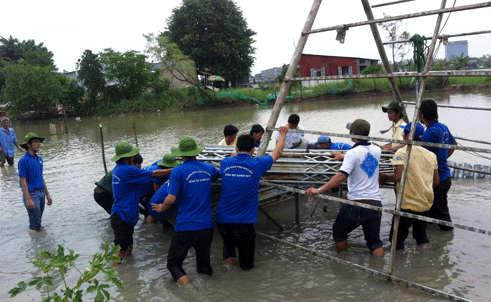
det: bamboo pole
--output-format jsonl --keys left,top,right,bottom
{"left": 383, "top": 29, "right": 491, "bottom": 45}
{"left": 454, "top": 136, "right": 491, "bottom": 146}
{"left": 304, "top": 2, "right": 491, "bottom": 35}
{"left": 388, "top": 0, "right": 447, "bottom": 278}
{"left": 404, "top": 101, "right": 491, "bottom": 111}
{"left": 448, "top": 164, "right": 491, "bottom": 176}
{"left": 256, "top": 0, "right": 322, "bottom": 157}
{"left": 289, "top": 69, "right": 491, "bottom": 81}
{"left": 361, "top": 0, "right": 403, "bottom": 104}
{"left": 99, "top": 124, "right": 108, "bottom": 174}
{"left": 257, "top": 231, "right": 473, "bottom": 302}
{"left": 132, "top": 121, "right": 138, "bottom": 147}
{"left": 266, "top": 127, "right": 491, "bottom": 154}
{"left": 372, "top": 0, "right": 415, "bottom": 8}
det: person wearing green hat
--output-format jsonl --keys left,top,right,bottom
{"left": 142, "top": 153, "right": 181, "bottom": 224}
{"left": 110, "top": 142, "right": 172, "bottom": 265}
{"left": 379, "top": 101, "right": 407, "bottom": 151}
{"left": 152, "top": 136, "right": 219, "bottom": 285}
{"left": 18, "top": 132, "right": 52, "bottom": 234}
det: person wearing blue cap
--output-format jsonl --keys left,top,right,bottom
{"left": 380, "top": 122, "right": 439, "bottom": 250}
{"left": 308, "top": 135, "right": 351, "bottom": 151}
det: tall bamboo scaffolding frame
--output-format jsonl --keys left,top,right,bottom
{"left": 256, "top": 0, "right": 491, "bottom": 301}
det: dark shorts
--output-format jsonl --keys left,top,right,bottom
{"left": 332, "top": 200, "right": 383, "bottom": 252}
{"left": 390, "top": 209, "right": 430, "bottom": 250}
{"left": 93, "top": 189, "right": 113, "bottom": 215}
{"left": 429, "top": 177, "right": 453, "bottom": 231}
{"left": 167, "top": 228, "right": 214, "bottom": 282}
{"left": 111, "top": 213, "right": 134, "bottom": 251}
{"left": 217, "top": 223, "right": 256, "bottom": 270}
{"left": 0, "top": 151, "right": 14, "bottom": 165}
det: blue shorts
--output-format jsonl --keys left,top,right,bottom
{"left": 23, "top": 189, "right": 46, "bottom": 231}
{"left": 332, "top": 200, "right": 383, "bottom": 252}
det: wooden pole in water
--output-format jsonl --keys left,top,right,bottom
{"left": 132, "top": 121, "right": 138, "bottom": 147}
{"left": 387, "top": 0, "right": 447, "bottom": 278}
{"left": 100, "top": 124, "right": 108, "bottom": 174}
{"left": 256, "top": 0, "right": 322, "bottom": 157}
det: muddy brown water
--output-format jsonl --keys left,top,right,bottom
{"left": 2, "top": 90, "right": 491, "bottom": 301}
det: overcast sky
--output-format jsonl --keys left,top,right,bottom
{"left": 2, "top": 0, "right": 490, "bottom": 75}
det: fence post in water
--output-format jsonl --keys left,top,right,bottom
{"left": 132, "top": 121, "right": 138, "bottom": 147}
{"left": 100, "top": 124, "right": 108, "bottom": 174}
{"left": 295, "top": 193, "right": 300, "bottom": 224}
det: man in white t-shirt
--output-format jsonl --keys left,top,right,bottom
{"left": 306, "top": 119, "right": 384, "bottom": 256}
{"left": 275, "top": 114, "right": 304, "bottom": 149}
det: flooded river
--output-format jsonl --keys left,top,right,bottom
{"left": 1, "top": 90, "right": 491, "bottom": 301}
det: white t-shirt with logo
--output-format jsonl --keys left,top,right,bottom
{"left": 339, "top": 143, "right": 381, "bottom": 201}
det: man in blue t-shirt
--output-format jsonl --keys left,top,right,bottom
{"left": 18, "top": 132, "right": 52, "bottom": 234}
{"left": 307, "top": 135, "right": 351, "bottom": 151}
{"left": 146, "top": 181, "right": 178, "bottom": 226}
{"left": 152, "top": 136, "right": 219, "bottom": 285}
{"left": 1, "top": 117, "right": 24, "bottom": 166}
{"left": 110, "top": 142, "right": 172, "bottom": 265}
{"left": 419, "top": 99, "right": 457, "bottom": 231}
{"left": 216, "top": 126, "right": 288, "bottom": 270}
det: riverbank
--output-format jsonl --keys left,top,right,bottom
{"left": 12, "top": 81, "right": 491, "bottom": 122}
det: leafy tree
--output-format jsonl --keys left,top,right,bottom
{"left": 58, "top": 75, "right": 84, "bottom": 113}
{"left": 448, "top": 53, "right": 470, "bottom": 70}
{"left": 99, "top": 49, "right": 153, "bottom": 100}
{"left": 2, "top": 62, "right": 61, "bottom": 114}
{"left": 379, "top": 14, "right": 411, "bottom": 72}
{"left": 165, "top": 0, "right": 256, "bottom": 86}
{"left": 77, "top": 49, "right": 106, "bottom": 102}
{"left": 0, "top": 36, "right": 55, "bottom": 92}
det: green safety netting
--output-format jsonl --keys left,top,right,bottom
{"left": 327, "top": 80, "right": 354, "bottom": 95}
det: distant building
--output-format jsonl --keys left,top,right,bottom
{"left": 299, "top": 54, "right": 378, "bottom": 87}
{"left": 255, "top": 67, "right": 282, "bottom": 83}
{"left": 445, "top": 40, "right": 468, "bottom": 61}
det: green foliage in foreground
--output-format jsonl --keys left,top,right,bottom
{"left": 9, "top": 242, "right": 122, "bottom": 302}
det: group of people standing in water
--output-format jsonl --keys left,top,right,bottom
{"left": 12, "top": 97, "right": 457, "bottom": 285}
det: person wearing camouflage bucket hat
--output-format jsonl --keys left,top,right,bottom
{"left": 153, "top": 136, "right": 219, "bottom": 285}
{"left": 110, "top": 141, "right": 172, "bottom": 265}
{"left": 18, "top": 132, "right": 52, "bottom": 234}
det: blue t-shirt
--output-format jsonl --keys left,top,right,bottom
{"left": 421, "top": 121, "right": 455, "bottom": 181}
{"left": 254, "top": 141, "right": 261, "bottom": 148}
{"left": 308, "top": 142, "right": 351, "bottom": 150}
{"left": 18, "top": 152, "right": 44, "bottom": 191}
{"left": 216, "top": 153, "right": 274, "bottom": 224}
{"left": 329, "top": 142, "right": 352, "bottom": 150}
{"left": 111, "top": 161, "right": 153, "bottom": 226}
{"left": 139, "top": 161, "right": 162, "bottom": 196}
{"left": 149, "top": 160, "right": 169, "bottom": 185}
{"left": 0, "top": 127, "right": 18, "bottom": 157}
{"left": 147, "top": 181, "right": 177, "bottom": 217}
{"left": 168, "top": 159, "right": 219, "bottom": 232}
